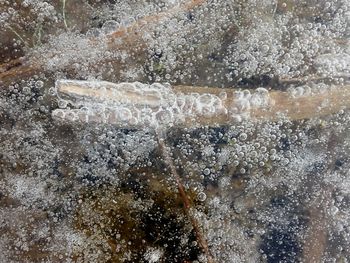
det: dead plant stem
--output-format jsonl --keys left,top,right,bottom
{"left": 156, "top": 130, "right": 215, "bottom": 263}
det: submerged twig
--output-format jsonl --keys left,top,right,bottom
{"left": 53, "top": 79, "right": 350, "bottom": 128}
{"left": 157, "top": 130, "right": 215, "bottom": 263}
{"left": 62, "top": 0, "right": 68, "bottom": 29}
{"left": 6, "top": 25, "right": 28, "bottom": 47}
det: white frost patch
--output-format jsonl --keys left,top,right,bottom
{"left": 144, "top": 247, "right": 164, "bottom": 263}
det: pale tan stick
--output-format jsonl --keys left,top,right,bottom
{"left": 157, "top": 132, "right": 215, "bottom": 263}
{"left": 173, "top": 84, "right": 350, "bottom": 122}
{"left": 55, "top": 80, "right": 350, "bottom": 126}
{"left": 263, "top": 85, "right": 350, "bottom": 121}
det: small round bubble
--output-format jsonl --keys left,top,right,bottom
{"left": 22, "top": 87, "right": 31, "bottom": 94}
{"left": 197, "top": 192, "right": 207, "bottom": 202}
{"left": 58, "top": 100, "right": 68, "bottom": 109}
{"left": 203, "top": 168, "right": 211, "bottom": 176}
{"left": 102, "top": 20, "right": 120, "bottom": 35}
{"left": 239, "top": 133, "right": 248, "bottom": 141}
{"left": 35, "top": 80, "right": 44, "bottom": 89}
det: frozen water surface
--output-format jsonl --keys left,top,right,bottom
{"left": 0, "top": 0, "right": 350, "bottom": 262}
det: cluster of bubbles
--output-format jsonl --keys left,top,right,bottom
{"left": 224, "top": 0, "right": 349, "bottom": 81}
{"left": 51, "top": 80, "right": 274, "bottom": 129}
{"left": 315, "top": 53, "right": 350, "bottom": 78}
{"left": 76, "top": 128, "right": 158, "bottom": 184}
{"left": 171, "top": 119, "right": 302, "bottom": 184}
{"left": 1, "top": 0, "right": 57, "bottom": 28}
{"left": 21, "top": 0, "right": 57, "bottom": 23}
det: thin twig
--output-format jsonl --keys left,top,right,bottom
{"left": 62, "top": 0, "right": 68, "bottom": 29}
{"left": 32, "top": 23, "right": 43, "bottom": 47}
{"left": 6, "top": 25, "right": 27, "bottom": 47}
{"left": 157, "top": 130, "right": 215, "bottom": 263}
{"left": 272, "top": 0, "right": 278, "bottom": 17}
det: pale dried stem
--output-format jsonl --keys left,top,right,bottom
{"left": 176, "top": 84, "right": 350, "bottom": 124}
{"left": 56, "top": 80, "right": 350, "bottom": 126}
{"left": 62, "top": 0, "right": 68, "bottom": 29}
